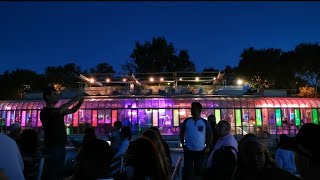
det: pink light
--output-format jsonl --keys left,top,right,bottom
{"left": 112, "top": 110, "right": 117, "bottom": 126}
{"left": 92, "top": 110, "right": 97, "bottom": 127}
{"left": 73, "top": 111, "right": 79, "bottom": 127}
{"left": 37, "top": 120, "right": 42, "bottom": 127}
{"left": 37, "top": 112, "right": 42, "bottom": 127}
{"left": 21, "top": 111, "right": 26, "bottom": 126}
{"left": 132, "top": 103, "right": 137, "bottom": 108}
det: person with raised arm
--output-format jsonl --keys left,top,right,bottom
{"left": 40, "top": 85, "right": 84, "bottom": 180}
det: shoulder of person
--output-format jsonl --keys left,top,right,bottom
{"left": 200, "top": 118, "right": 211, "bottom": 127}
{"left": 182, "top": 117, "right": 193, "bottom": 124}
{"left": 185, "top": 117, "right": 193, "bottom": 121}
{"left": 201, "top": 117, "right": 210, "bottom": 122}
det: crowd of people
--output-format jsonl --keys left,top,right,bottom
{"left": 179, "top": 102, "right": 320, "bottom": 180}
{"left": 0, "top": 86, "right": 320, "bottom": 180}
{"left": 0, "top": 85, "right": 173, "bottom": 180}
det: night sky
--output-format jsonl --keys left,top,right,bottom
{"left": 1, "top": 1, "right": 320, "bottom": 74}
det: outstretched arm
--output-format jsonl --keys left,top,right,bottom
{"left": 58, "top": 95, "right": 84, "bottom": 115}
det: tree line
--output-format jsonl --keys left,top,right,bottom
{"left": 0, "top": 36, "right": 319, "bottom": 99}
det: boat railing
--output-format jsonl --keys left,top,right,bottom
{"left": 170, "top": 155, "right": 183, "bottom": 180}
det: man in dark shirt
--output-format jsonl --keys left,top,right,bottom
{"left": 40, "top": 85, "right": 83, "bottom": 180}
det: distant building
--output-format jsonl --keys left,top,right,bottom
{"left": 1, "top": 72, "right": 317, "bottom": 136}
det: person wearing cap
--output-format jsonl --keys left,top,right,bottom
{"left": 292, "top": 123, "right": 320, "bottom": 180}
{"left": 40, "top": 85, "right": 84, "bottom": 180}
{"left": 8, "top": 122, "right": 22, "bottom": 147}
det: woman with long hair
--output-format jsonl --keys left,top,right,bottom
{"left": 123, "top": 137, "right": 168, "bottom": 180}
{"left": 142, "top": 129, "right": 171, "bottom": 177}
{"left": 234, "top": 140, "right": 300, "bottom": 180}
{"left": 149, "top": 127, "right": 172, "bottom": 168}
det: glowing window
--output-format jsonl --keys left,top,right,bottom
{"left": 275, "top": 109, "right": 282, "bottom": 126}
{"left": 255, "top": 109, "right": 262, "bottom": 126}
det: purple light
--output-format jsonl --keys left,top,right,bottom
{"left": 6, "top": 111, "right": 11, "bottom": 126}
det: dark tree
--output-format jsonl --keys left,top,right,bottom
{"left": 237, "top": 47, "right": 282, "bottom": 89}
{"left": 293, "top": 43, "right": 320, "bottom": 87}
{"left": 273, "top": 51, "right": 305, "bottom": 89}
{"left": 222, "top": 65, "right": 238, "bottom": 86}
{"left": 88, "top": 62, "right": 116, "bottom": 81}
{"left": 0, "top": 69, "right": 46, "bottom": 100}
{"left": 293, "top": 43, "right": 320, "bottom": 97}
{"left": 89, "top": 62, "right": 115, "bottom": 74}
{"left": 44, "top": 63, "right": 82, "bottom": 88}
{"left": 122, "top": 36, "right": 195, "bottom": 74}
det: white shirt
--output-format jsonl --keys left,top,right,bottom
{"left": 0, "top": 134, "right": 25, "bottom": 180}
{"left": 181, "top": 118, "right": 210, "bottom": 151}
{"left": 207, "top": 134, "right": 238, "bottom": 168}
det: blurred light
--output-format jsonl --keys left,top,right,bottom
{"left": 106, "top": 78, "right": 110, "bottom": 83}
{"left": 179, "top": 78, "right": 183, "bottom": 81}
{"left": 89, "top": 78, "right": 95, "bottom": 83}
{"left": 213, "top": 77, "right": 216, "bottom": 80}
{"left": 123, "top": 78, "right": 127, "bottom": 82}
{"left": 167, "top": 82, "right": 170, "bottom": 85}
{"left": 160, "top": 77, "right": 164, "bottom": 82}
{"left": 237, "top": 79, "right": 243, "bottom": 85}
{"left": 150, "top": 77, "right": 154, "bottom": 82}
{"left": 106, "top": 141, "right": 111, "bottom": 145}
{"left": 179, "top": 111, "right": 186, "bottom": 115}
{"left": 195, "top": 77, "right": 200, "bottom": 81}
